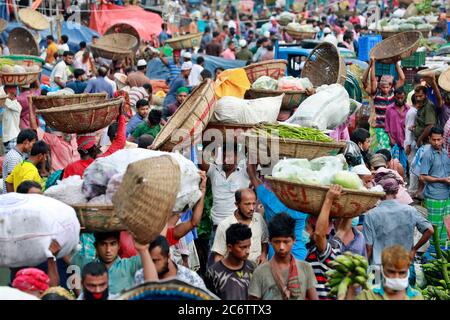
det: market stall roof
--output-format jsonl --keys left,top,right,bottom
{"left": 89, "top": 3, "right": 163, "bottom": 42}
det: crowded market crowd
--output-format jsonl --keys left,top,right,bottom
{"left": 0, "top": 0, "right": 449, "bottom": 301}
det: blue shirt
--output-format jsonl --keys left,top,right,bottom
{"left": 158, "top": 31, "right": 171, "bottom": 45}
{"left": 66, "top": 80, "right": 87, "bottom": 94}
{"left": 363, "top": 200, "right": 432, "bottom": 265}
{"left": 419, "top": 147, "right": 450, "bottom": 200}
{"left": 255, "top": 184, "right": 308, "bottom": 260}
{"left": 126, "top": 113, "right": 144, "bottom": 137}
{"left": 84, "top": 76, "right": 114, "bottom": 98}
{"left": 167, "top": 60, "right": 181, "bottom": 85}
{"left": 163, "top": 76, "right": 187, "bottom": 108}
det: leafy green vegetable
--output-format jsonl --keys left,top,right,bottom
{"left": 332, "top": 171, "right": 364, "bottom": 190}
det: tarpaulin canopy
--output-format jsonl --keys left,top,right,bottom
{"left": 89, "top": 4, "right": 163, "bottom": 42}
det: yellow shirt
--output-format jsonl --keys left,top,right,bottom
{"left": 5, "top": 161, "right": 42, "bottom": 192}
{"left": 46, "top": 43, "right": 58, "bottom": 64}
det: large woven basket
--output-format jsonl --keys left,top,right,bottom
{"left": 18, "top": 8, "right": 49, "bottom": 31}
{"left": 244, "top": 88, "right": 307, "bottom": 110}
{"left": 438, "top": 67, "right": 450, "bottom": 92}
{"left": 36, "top": 97, "right": 123, "bottom": 134}
{"left": 31, "top": 93, "right": 107, "bottom": 110}
{"left": 244, "top": 60, "right": 287, "bottom": 83}
{"left": 266, "top": 177, "right": 385, "bottom": 217}
{"left": 112, "top": 156, "right": 181, "bottom": 244}
{"left": 7, "top": 27, "right": 39, "bottom": 56}
{"left": 89, "top": 33, "right": 138, "bottom": 60}
{"left": 0, "top": 70, "right": 41, "bottom": 86}
{"left": 301, "top": 42, "right": 347, "bottom": 87}
{"left": 165, "top": 33, "right": 203, "bottom": 50}
{"left": 151, "top": 79, "right": 216, "bottom": 152}
{"left": 285, "top": 29, "right": 317, "bottom": 41}
{"left": 104, "top": 23, "right": 141, "bottom": 52}
{"left": 72, "top": 204, "right": 126, "bottom": 232}
{"left": 116, "top": 279, "right": 219, "bottom": 300}
{"left": 244, "top": 131, "right": 347, "bottom": 162}
{"left": 371, "top": 31, "right": 422, "bottom": 64}
{"left": 379, "top": 30, "right": 429, "bottom": 40}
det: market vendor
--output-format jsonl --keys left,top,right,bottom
{"left": 363, "top": 58, "right": 405, "bottom": 152}
{"left": 163, "top": 62, "right": 192, "bottom": 113}
{"left": 166, "top": 87, "right": 189, "bottom": 118}
{"left": 129, "top": 109, "right": 162, "bottom": 142}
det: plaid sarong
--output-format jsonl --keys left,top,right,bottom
{"left": 424, "top": 198, "right": 450, "bottom": 246}
{"left": 391, "top": 144, "right": 408, "bottom": 172}
{"left": 370, "top": 127, "right": 391, "bottom": 153}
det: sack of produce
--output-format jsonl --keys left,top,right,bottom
{"left": 286, "top": 22, "right": 315, "bottom": 32}
{"left": 251, "top": 76, "right": 278, "bottom": 90}
{"left": 0, "top": 193, "right": 80, "bottom": 268}
{"left": 44, "top": 175, "right": 87, "bottom": 205}
{"left": 82, "top": 149, "right": 202, "bottom": 212}
{"left": 277, "top": 77, "right": 313, "bottom": 91}
{"left": 213, "top": 94, "right": 283, "bottom": 124}
{"left": 332, "top": 171, "right": 365, "bottom": 190}
{"left": 285, "top": 84, "right": 350, "bottom": 130}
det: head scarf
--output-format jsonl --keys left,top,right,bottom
{"left": 12, "top": 268, "right": 50, "bottom": 293}
{"left": 370, "top": 154, "right": 387, "bottom": 168}
{"left": 177, "top": 87, "right": 189, "bottom": 95}
{"left": 380, "top": 75, "right": 394, "bottom": 86}
{"left": 378, "top": 177, "right": 399, "bottom": 195}
{"left": 77, "top": 135, "right": 97, "bottom": 151}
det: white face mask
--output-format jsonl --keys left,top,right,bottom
{"left": 382, "top": 268, "right": 409, "bottom": 291}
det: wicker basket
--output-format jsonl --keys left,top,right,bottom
{"left": 165, "top": 33, "right": 203, "bottom": 50}
{"left": 244, "top": 89, "right": 306, "bottom": 110}
{"left": 0, "top": 19, "right": 7, "bottom": 33}
{"left": 72, "top": 204, "right": 126, "bottom": 232}
{"left": 31, "top": 93, "right": 107, "bottom": 110}
{"left": 7, "top": 27, "right": 39, "bottom": 56}
{"left": 378, "top": 30, "right": 429, "bottom": 40}
{"left": 301, "top": 42, "right": 347, "bottom": 87}
{"left": 104, "top": 23, "right": 141, "bottom": 52}
{"left": 371, "top": 31, "right": 422, "bottom": 64}
{"left": 244, "top": 131, "right": 347, "bottom": 161}
{"left": 438, "top": 68, "right": 450, "bottom": 92}
{"left": 112, "top": 156, "right": 181, "bottom": 244}
{"left": 116, "top": 279, "right": 219, "bottom": 300}
{"left": 243, "top": 60, "right": 287, "bottom": 83}
{"left": 18, "top": 8, "right": 49, "bottom": 31}
{"left": 266, "top": 177, "right": 385, "bottom": 217}
{"left": 36, "top": 97, "right": 123, "bottom": 134}
{"left": 0, "top": 70, "right": 41, "bottom": 86}
{"left": 151, "top": 79, "right": 216, "bottom": 152}
{"left": 285, "top": 29, "right": 317, "bottom": 41}
{"left": 89, "top": 33, "right": 138, "bottom": 60}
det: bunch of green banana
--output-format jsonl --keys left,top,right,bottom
{"left": 325, "top": 251, "right": 369, "bottom": 299}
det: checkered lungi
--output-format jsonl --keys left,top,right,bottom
{"left": 424, "top": 198, "right": 450, "bottom": 246}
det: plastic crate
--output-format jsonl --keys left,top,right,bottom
{"left": 375, "top": 62, "right": 398, "bottom": 80}
{"left": 358, "top": 35, "right": 382, "bottom": 62}
{"left": 402, "top": 67, "right": 427, "bottom": 85}
{"left": 401, "top": 51, "right": 426, "bottom": 67}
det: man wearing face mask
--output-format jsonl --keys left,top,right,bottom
{"left": 346, "top": 245, "right": 424, "bottom": 300}
{"left": 79, "top": 262, "right": 114, "bottom": 300}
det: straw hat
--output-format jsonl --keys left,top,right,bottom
{"left": 438, "top": 67, "right": 450, "bottom": 92}
{"left": 18, "top": 8, "right": 49, "bottom": 31}
{"left": 0, "top": 19, "right": 7, "bottom": 33}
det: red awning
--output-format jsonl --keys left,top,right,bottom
{"left": 89, "top": 4, "right": 163, "bottom": 42}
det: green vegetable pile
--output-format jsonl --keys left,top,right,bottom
{"left": 416, "top": 0, "right": 432, "bottom": 15}
{"left": 0, "top": 58, "right": 15, "bottom": 69}
{"left": 420, "top": 226, "right": 450, "bottom": 300}
{"left": 326, "top": 252, "right": 370, "bottom": 299}
{"left": 253, "top": 123, "right": 334, "bottom": 142}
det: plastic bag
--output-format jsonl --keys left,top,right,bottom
{"left": 332, "top": 171, "right": 364, "bottom": 190}
{"left": 285, "top": 84, "right": 350, "bottom": 130}
{"left": 251, "top": 76, "right": 278, "bottom": 90}
{"left": 44, "top": 175, "right": 87, "bottom": 205}
{"left": 277, "top": 77, "right": 313, "bottom": 91}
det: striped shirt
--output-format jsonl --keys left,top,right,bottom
{"left": 305, "top": 238, "right": 343, "bottom": 300}
{"left": 128, "top": 87, "right": 149, "bottom": 109}
{"left": 373, "top": 89, "right": 395, "bottom": 128}
{"left": 168, "top": 62, "right": 181, "bottom": 85}
{"left": 2, "top": 147, "right": 24, "bottom": 193}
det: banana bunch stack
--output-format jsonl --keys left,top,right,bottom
{"left": 326, "top": 251, "right": 370, "bottom": 299}
{"left": 420, "top": 252, "right": 450, "bottom": 300}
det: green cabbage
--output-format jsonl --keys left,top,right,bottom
{"left": 332, "top": 171, "right": 364, "bottom": 190}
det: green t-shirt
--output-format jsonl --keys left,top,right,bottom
{"left": 236, "top": 49, "right": 254, "bottom": 62}
{"left": 414, "top": 100, "right": 437, "bottom": 139}
{"left": 132, "top": 122, "right": 161, "bottom": 140}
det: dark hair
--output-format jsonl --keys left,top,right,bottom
{"left": 98, "top": 66, "right": 108, "bottom": 77}
{"left": 41, "top": 293, "right": 70, "bottom": 300}
{"left": 376, "top": 149, "right": 392, "bottom": 162}
{"left": 30, "top": 140, "right": 49, "bottom": 156}
{"left": 61, "top": 35, "right": 69, "bottom": 43}
{"left": 16, "top": 180, "right": 42, "bottom": 194}
{"left": 215, "top": 67, "right": 224, "bottom": 73}
{"left": 394, "top": 86, "right": 405, "bottom": 95}
{"left": 213, "top": 31, "right": 220, "bottom": 38}
{"left": 200, "top": 69, "right": 212, "bottom": 79}
{"left": 16, "top": 129, "right": 37, "bottom": 144}
{"left": 204, "top": 26, "right": 211, "bottom": 33}
{"left": 350, "top": 128, "right": 370, "bottom": 145}
{"left": 137, "top": 65, "right": 146, "bottom": 71}
{"left": 136, "top": 99, "right": 149, "bottom": 109}
{"left": 268, "top": 213, "right": 296, "bottom": 239}
{"left": 414, "top": 85, "right": 427, "bottom": 95}
{"left": 149, "top": 235, "right": 170, "bottom": 257}
{"left": 143, "top": 83, "right": 153, "bottom": 94}
{"left": 226, "top": 223, "right": 252, "bottom": 246}
{"left": 124, "top": 67, "right": 133, "bottom": 75}
{"left": 107, "top": 121, "right": 119, "bottom": 142}
{"left": 79, "top": 41, "right": 87, "bottom": 49}
{"left": 46, "top": 35, "right": 54, "bottom": 41}
{"left": 228, "top": 40, "right": 234, "bottom": 46}
{"left": 433, "top": 26, "right": 443, "bottom": 34}
{"left": 81, "top": 262, "right": 108, "bottom": 281}
{"left": 92, "top": 35, "right": 99, "bottom": 39}
{"left": 94, "top": 232, "right": 120, "bottom": 245}
{"left": 63, "top": 51, "right": 74, "bottom": 57}
{"left": 148, "top": 109, "right": 162, "bottom": 125}
{"left": 411, "top": 94, "right": 417, "bottom": 105}
{"left": 429, "top": 126, "right": 444, "bottom": 137}
{"left": 343, "top": 31, "right": 353, "bottom": 42}
{"left": 196, "top": 56, "right": 205, "bottom": 65}
{"left": 235, "top": 188, "right": 254, "bottom": 204}
{"left": 266, "top": 44, "right": 274, "bottom": 51}
{"left": 74, "top": 68, "right": 86, "bottom": 79}
{"left": 161, "top": 22, "right": 167, "bottom": 30}
{"left": 137, "top": 134, "right": 154, "bottom": 149}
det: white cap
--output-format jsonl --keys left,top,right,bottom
{"left": 239, "top": 39, "right": 247, "bottom": 47}
{"left": 183, "top": 52, "right": 192, "bottom": 59}
{"left": 137, "top": 59, "right": 147, "bottom": 67}
{"left": 323, "top": 27, "right": 332, "bottom": 34}
{"left": 351, "top": 164, "right": 372, "bottom": 176}
{"left": 270, "top": 16, "right": 277, "bottom": 21}
{"left": 181, "top": 61, "right": 193, "bottom": 70}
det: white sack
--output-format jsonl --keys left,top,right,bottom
{"left": 44, "top": 175, "right": 87, "bottom": 205}
{"left": 0, "top": 193, "right": 80, "bottom": 268}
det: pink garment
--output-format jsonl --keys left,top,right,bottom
{"left": 37, "top": 127, "right": 80, "bottom": 171}
{"left": 375, "top": 167, "right": 413, "bottom": 205}
{"left": 330, "top": 123, "right": 350, "bottom": 142}
{"left": 17, "top": 89, "right": 41, "bottom": 130}
{"left": 221, "top": 48, "right": 236, "bottom": 60}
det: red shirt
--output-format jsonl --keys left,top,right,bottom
{"left": 62, "top": 115, "right": 127, "bottom": 179}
